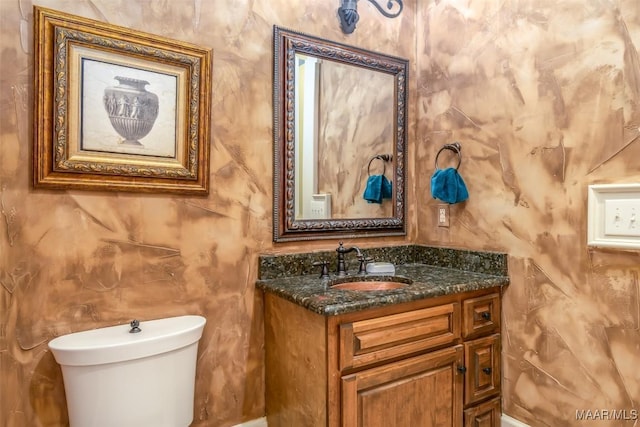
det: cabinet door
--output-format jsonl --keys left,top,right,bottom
{"left": 341, "top": 345, "right": 464, "bottom": 427}
{"left": 464, "top": 397, "right": 501, "bottom": 427}
{"left": 464, "top": 334, "right": 501, "bottom": 405}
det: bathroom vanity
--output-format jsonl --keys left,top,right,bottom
{"left": 257, "top": 246, "right": 508, "bottom": 427}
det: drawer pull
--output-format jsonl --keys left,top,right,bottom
{"left": 482, "top": 367, "right": 492, "bottom": 375}
{"left": 481, "top": 312, "right": 491, "bottom": 321}
{"left": 457, "top": 365, "right": 467, "bottom": 374}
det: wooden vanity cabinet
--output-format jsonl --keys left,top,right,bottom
{"left": 264, "top": 287, "right": 503, "bottom": 427}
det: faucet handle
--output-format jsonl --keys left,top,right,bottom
{"left": 312, "top": 261, "right": 330, "bottom": 279}
{"left": 357, "top": 255, "right": 373, "bottom": 274}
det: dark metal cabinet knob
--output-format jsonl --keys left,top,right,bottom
{"left": 482, "top": 367, "right": 492, "bottom": 375}
{"left": 457, "top": 365, "right": 467, "bottom": 374}
{"left": 481, "top": 311, "right": 491, "bottom": 321}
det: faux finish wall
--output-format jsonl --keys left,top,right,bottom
{"left": 417, "top": 1, "right": 640, "bottom": 426}
{"left": 0, "top": 1, "right": 415, "bottom": 426}
{"left": 3, "top": 0, "right": 639, "bottom": 426}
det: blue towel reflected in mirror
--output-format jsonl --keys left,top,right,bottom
{"left": 363, "top": 174, "right": 392, "bottom": 204}
{"left": 431, "top": 167, "right": 468, "bottom": 204}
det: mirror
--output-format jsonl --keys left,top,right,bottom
{"left": 273, "top": 26, "right": 408, "bottom": 242}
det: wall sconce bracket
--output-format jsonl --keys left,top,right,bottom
{"left": 338, "top": 0, "right": 404, "bottom": 34}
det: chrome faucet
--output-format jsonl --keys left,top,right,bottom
{"left": 335, "top": 242, "right": 368, "bottom": 276}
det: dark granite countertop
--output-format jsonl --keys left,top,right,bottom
{"left": 257, "top": 247, "right": 509, "bottom": 316}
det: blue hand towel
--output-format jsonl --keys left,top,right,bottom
{"left": 381, "top": 175, "right": 392, "bottom": 200}
{"left": 430, "top": 167, "right": 469, "bottom": 204}
{"left": 363, "top": 175, "right": 393, "bottom": 204}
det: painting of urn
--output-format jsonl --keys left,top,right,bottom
{"left": 103, "top": 76, "right": 159, "bottom": 146}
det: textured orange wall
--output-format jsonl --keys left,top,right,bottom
{"left": 3, "top": 0, "right": 639, "bottom": 426}
{"left": 0, "top": 1, "right": 415, "bottom": 426}
{"left": 417, "top": 1, "right": 640, "bottom": 426}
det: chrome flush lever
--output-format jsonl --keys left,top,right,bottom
{"left": 129, "top": 319, "right": 141, "bottom": 333}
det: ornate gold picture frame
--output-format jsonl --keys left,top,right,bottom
{"left": 33, "top": 6, "right": 212, "bottom": 194}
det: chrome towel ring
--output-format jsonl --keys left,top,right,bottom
{"left": 435, "top": 142, "right": 462, "bottom": 170}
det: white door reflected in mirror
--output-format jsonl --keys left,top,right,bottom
{"left": 294, "top": 53, "right": 395, "bottom": 220}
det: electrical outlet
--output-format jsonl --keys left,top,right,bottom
{"left": 437, "top": 203, "right": 450, "bottom": 227}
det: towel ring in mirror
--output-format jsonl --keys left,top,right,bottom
{"left": 435, "top": 142, "right": 462, "bottom": 171}
{"left": 367, "top": 154, "right": 392, "bottom": 177}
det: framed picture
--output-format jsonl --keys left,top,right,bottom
{"left": 33, "top": 6, "right": 212, "bottom": 194}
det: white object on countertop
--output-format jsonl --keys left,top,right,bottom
{"left": 366, "top": 262, "right": 396, "bottom": 275}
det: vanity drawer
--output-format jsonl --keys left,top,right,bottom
{"left": 464, "top": 333, "right": 501, "bottom": 406}
{"left": 462, "top": 293, "right": 500, "bottom": 339}
{"left": 464, "top": 396, "right": 501, "bottom": 427}
{"left": 339, "top": 303, "right": 460, "bottom": 371}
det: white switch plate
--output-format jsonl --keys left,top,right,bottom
{"left": 603, "top": 199, "right": 640, "bottom": 237}
{"left": 309, "top": 193, "right": 331, "bottom": 219}
{"left": 588, "top": 184, "right": 640, "bottom": 249}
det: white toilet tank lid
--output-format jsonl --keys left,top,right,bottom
{"left": 48, "top": 315, "right": 206, "bottom": 367}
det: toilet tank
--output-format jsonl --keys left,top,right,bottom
{"left": 49, "top": 315, "right": 206, "bottom": 427}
